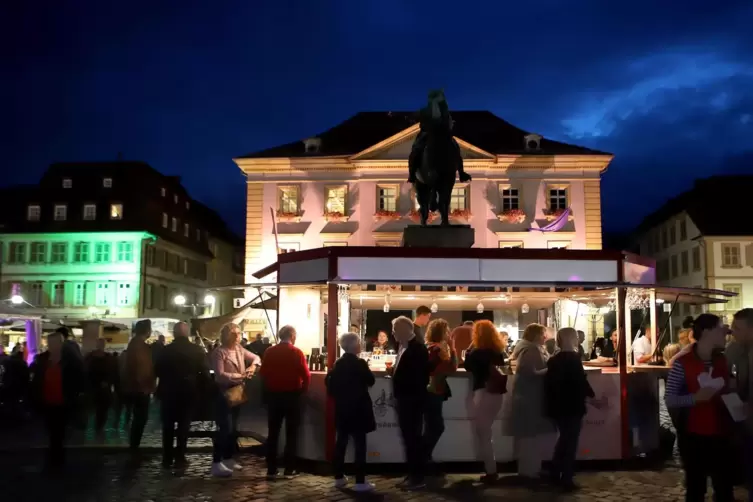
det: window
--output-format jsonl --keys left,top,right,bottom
{"left": 723, "top": 284, "right": 742, "bottom": 311}
{"left": 110, "top": 204, "right": 123, "bottom": 220}
{"left": 185, "top": 201, "right": 190, "bottom": 209}
{"left": 53, "top": 204, "right": 67, "bottom": 221}
{"left": 161, "top": 187, "right": 166, "bottom": 197}
{"left": 171, "top": 253, "right": 180, "bottom": 274}
{"left": 279, "top": 243, "right": 300, "bottom": 254}
{"left": 323, "top": 242, "right": 348, "bottom": 247}
{"left": 174, "top": 194, "right": 179, "bottom": 204}
{"left": 51, "top": 283, "right": 64, "bottom": 306}
{"left": 61, "top": 178, "right": 72, "bottom": 189}
{"left": 146, "top": 246, "right": 156, "bottom": 266}
{"left": 450, "top": 186, "right": 468, "bottom": 211}
{"left": 182, "top": 258, "right": 189, "bottom": 275}
{"left": 95, "top": 242, "right": 111, "bottom": 263}
{"left": 681, "top": 250, "right": 689, "bottom": 275}
{"left": 499, "top": 241, "right": 524, "bottom": 249}
{"left": 30, "top": 242, "right": 46, "bottom": 264}
{"left": 73, "top": 242, "right": 90, "bottom": 263}
{"left": 278, "top": 186, "right": 299, "bottom": 214}
{"left": 117, "top": 242, "right": 133, "bottom": 262}
{"left": 117, "top": 283, "right": 132, "bottom": 305}
{"left": 27, "top": 205, "right": 40, "bottom": 221}
{"left": 10, "top": 242, "right": 26, "bottom": 264}
{"left": 103, "top": 178, "right": 112, "bottom": 188}
{"left": 51, "top": 242, "right": 67, "bottom": 263}
{"left": 722, "top": 244, "right": 741, "bottom": 268}
{"left": 73, "top": 283, "right": 86, "bottom": 306}
{"left": 162, "top": 213, "right": 168, "bottom": 228}
{"left": 548, "top": 187, "right": 568, "bottom": 211}
{"left": 30, "top": 282, "right": 44, "bottom": 306}
{"left": 83, "top": 204, "right": 96, "bottom": 220}
{"left": 325, "top": 186, "right": 347, "bottom": 214}
{"left": 661, "top": 228, "right": 668, "bottom": 249}
{"left": 500, "top": 185, "right": 520, "bottom": 211}
{"left": 95, "top": 283, "right": 110, "bottom": 306}
{"left": 692, "top": 246, "right": 701, "bottom": 271}
{"left": 145, "top": 283, "right": 154, "bottom": 309}
{"left": 547, "top": 241, "right": 571, "bottom": 249}
{"left": 171, "top": 217, "right": 177, "bottom": 232}
{"left": 376, "top": 185, "right": 398, "bottom": 212}
{"left": 680, "top": 220, "right": 687, "bottom": 241}
{"left": 158, "top": 250, "right": 168, "bottom": 270}
{"left": 184, "top": 223, "right": 189, "bottom": 237}
{"left": 669, "top": 225, "right": 676, "bottom": 246}
{"left": 671, "top": 254, "right": 678, "bottom": 278}
{"left": 159, "top": 285, "right": 168, "bottom": 310}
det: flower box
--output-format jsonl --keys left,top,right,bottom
{"left": 497, "top": 209, "right": 526, "bottom": 223}
{"left": 275, "top": 211, "right": 302, "bottom": 223}
{"left": 543, "top": 208, "right": 574, "bottom": 222}
{"left": 450, "top": 209, "right": 472, "bottom": 221}
{"left": 324, "top": 211, "right": 349, "bottom": 223}
{"left": 373, "top": 210, "right": 402, "bottom": 222}
{"left": 408, "top": 209, "right": 437, "bottom": 223}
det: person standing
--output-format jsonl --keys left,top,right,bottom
{"left": 727, "top": 308, "right": 753, "bottom": 497}
{"left": 412, "top": 306, "right": 432, "bottom": 344}
{"left": 85, "top": 338, "right": 114, "bottom": 434}
{"left": 463, "top": 320, "right": 508, "bottom": 482}
{"left": 424, "top": 318, "right": 457, "bottom": 468}
{"left": 123, "top": 319, "right": 156, "bottom": 452}
{"left": 259, "top": 325, "right": 310, "bottom": 480}
{"left": 544, "top": 327, "right": 595, "bottom": 491}
{"left": 151, "top": 334, "right": 166, "bottom": 367}
{"left": 576, "top": 330, "right": 587, "bottom": 361}
{"left": 666, "top": 313, "right": 734, "bottom": 502}
{"left": 29, "top": 331, "right": 83, "bottom": 469}
{"left": 326, "top": 333, "right": 376, "bottom": 492}
{"left": 155, "top": 321, "right": 209, "bottom": 469}
{"left": 632, "top": 327, "right": 654, "bottom": 365}
{"left": 390, "top": 316, "right": 430, "bottom": 490}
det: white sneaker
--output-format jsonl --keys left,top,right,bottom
{"left": 223, "top": 459, "right": 243, "bottom": 471}
{"left": 334, "top": 476, "right": 348, "bottom": 488}
{"left": 211, "top": 462, "right": 233, "bottom": 478}
{"left": 353, "top": 482, "right": 375, "bottom": 492}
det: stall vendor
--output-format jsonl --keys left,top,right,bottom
{"left": 632, "top": 327, "right": 653, "bottom": 365}
{"left": 366, "top": 330, "right": 393, "bottom": 352}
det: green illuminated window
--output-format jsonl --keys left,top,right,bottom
{"left": 74, "top": 242, "right": 90, "bottom": 263}
{"left": 30, "top": 242, "right": 46, "bottom": 264}
{"left": 95, "top": 243, "right": 111, "bottom": 263}
{"left": 10, "top": 242, "right": 26, "bottom": 264}
{"left": 96, "top": 283, "right": 110, "bottom": 305}
{"left": 51, "top": 283, "right": 65, "bottom": 306}
{"left": 118, "top": 283, "right": 132, "bottom": 305}
{"left": 51, "top": 243, "right": 67, "bottom": 263}
{"left": 73, "top": 283, "right": 86, "bottom": 306}
{"left": 117, "top": 242, "right": 133, "bottom": 262}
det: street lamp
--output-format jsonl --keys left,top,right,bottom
{"left": 172, "top": 294, "right": 214, "bottom": 317}
{"left": 173, "top": 295, "right": 187, "bottom": 306}
{"left": 10, "top": 294, "right": 24, "bottom": 305}
{"left": 204, "top": 295, "right": 215, "bottom": 305}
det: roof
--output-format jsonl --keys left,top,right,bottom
{"left": 237, "top": 111, "right": 610, "bottom": 159}
{"left": 190, "top": 200, "right": 243, "bottom": 246}
{"left": 635, "top": 175, "right": 753, "bottom": 237}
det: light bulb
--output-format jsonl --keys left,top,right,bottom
{"left": 430, "top": 302, "right": 438, "bottom": 313}
{"left": 521, "top": 303, "right": 530, "bottom": 314}
{"left": 476, "top": 303, "right": 484, "bottom": 314}
{"left": 383, "top": 303, "right": 390, "bottom": 313}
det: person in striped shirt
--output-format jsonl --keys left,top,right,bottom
{"left": 665, "top": 313, "right": 734, "bottom": 502}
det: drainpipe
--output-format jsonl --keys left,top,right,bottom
{"left": 139, "top": 236, "right": 155, "bottom": 318}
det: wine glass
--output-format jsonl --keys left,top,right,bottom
{"left": 595, "top": 347, "right": 602, "bottom": 358}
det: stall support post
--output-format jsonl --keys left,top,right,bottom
{"left": 25, "top": 319, "right": 41, "bottom": 366}
{"left": 616, "top": 287, "right": 631, "bottom": 459}
{"left": 648, "top": 289, "right": 658, "bottom": 352}
{"left": 325, "top": 282, "right": 338, "bottom": 463}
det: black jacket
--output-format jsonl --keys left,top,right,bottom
{"left": 463, "top": 347, "right": 507, "bottom": 391}
{"left": 30, "top": 350, "right": 84, "bottom": 408}
{"left": 326, "top": 353, "right": 376, "bottom": 433}
{"left": 155, "top": 337, "right": 210, "bottom": 401}
{"left": 544, "top": 351, "right": 595, "bottom": 418}
{"left": 392, "top": 337, "right": 430, "bottom": 401}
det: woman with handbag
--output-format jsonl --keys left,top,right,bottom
{"left": 424, "top": 319, "right": 458, "bottom": 466}
{"left": 210, "top": 323, "right": 261, "bottom": 478}
{"left": 462, "top": 320, "right": 508, "bottom": 483}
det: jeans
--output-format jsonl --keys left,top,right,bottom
{"left": 129, "top": 393, "right": 151, "bottom": 449}
{"left": 423, "top": 393, "right": 446, "bottom": 463}
{"left": 91, "top": 386, "right": 111, "bottom": 432}
{"left": 265, "top": 391, "right": 302, "bottom": 474}
{"left": 397, "top": 397, "right": 426, "bottom": 482}
{"left": 213, "top": 394, "right": 241, "bottom": 463}
{"left": 44, "top": 405, "right": 68, "bottom": 466}
{"left": 680, "top": 433, "right": 734, "bottom": 502}
{"left": 333, "top": 429, "right": 367, "bottom": 484}
{"left": 471, "top": 389, "right": 504, "bottom": 474}
{"left": 551, "top": 416, "right": 583, "bottom": 483}
{"left": 162, "top": 394, "right": 194, "bottom": 463}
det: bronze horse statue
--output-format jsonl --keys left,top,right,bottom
{"left": 408, "top": 90, "right": 471, "bottom": 226}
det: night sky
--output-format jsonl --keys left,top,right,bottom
{"left": 4, "top": 1, "right": 752, "bottom": 237}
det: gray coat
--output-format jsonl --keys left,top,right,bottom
{"left": 510, "top": 340, "right": 555, "bottom": 437}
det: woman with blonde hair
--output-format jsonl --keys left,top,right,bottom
{"left": 463, "top": 320, "right": 508, "bottom": 483}
{"left": 423, "top": 319, "right": 458, "bottom": 465}
{"left": 510, "top": 323, "right": 554, "bottom": 482}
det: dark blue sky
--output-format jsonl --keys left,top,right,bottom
{"left": 4, "top": 1, "right": 752, "bottom": 237}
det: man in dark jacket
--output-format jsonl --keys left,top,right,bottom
{"left": 390, "top": 316, "right": 430, "bottom": 490}
{"left": 155, "top": 322, "right": 209, "bottom": 468}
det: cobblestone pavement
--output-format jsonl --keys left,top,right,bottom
{"left": 2, "top": 449, "right": 747, "bottom": 502}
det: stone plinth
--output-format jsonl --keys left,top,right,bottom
{"left": 402, "top": 224, "right": 474, "bottom": 248}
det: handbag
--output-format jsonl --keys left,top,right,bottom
{"left": 485, "top": 365, "right": 508, "bottom": 394}
{"left": 224, "top": 383, "right": 248, "bottom": 407}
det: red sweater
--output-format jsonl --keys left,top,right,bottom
{"left": 259, "top": 342, "right": 311, "bottom": 393}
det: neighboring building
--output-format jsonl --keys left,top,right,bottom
{"left": 235, "top": 111, "right": 613, "bottom": 283}
{"left": 0, "top": 161, "right": 243, "bottom": 329}
{"left": 634, "top": 175, "right": 753, "bottom": 326}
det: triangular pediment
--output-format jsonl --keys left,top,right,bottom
{"left": 350, "top": 125, "right": 494, "bottom": 161}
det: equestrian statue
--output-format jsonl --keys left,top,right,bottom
{"left": 408, "top": 90, "right": 471, "bottom": 226}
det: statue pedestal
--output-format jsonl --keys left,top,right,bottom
{"left": 402, "top": 224, "right": 474, "bottom": 248}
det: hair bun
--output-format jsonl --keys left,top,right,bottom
{"left": 681, "top": 316, "right": 694, "bottom": 329}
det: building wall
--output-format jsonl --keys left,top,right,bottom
{"left": 705, "top": 236, "right": 753, "bottom": 321}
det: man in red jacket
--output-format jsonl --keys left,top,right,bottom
{"left": 259, "top": 325, "right": 310, "bottom": 480}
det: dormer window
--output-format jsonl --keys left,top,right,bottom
{"left": 27, "top": 205, "right": 41, "bottom": 221}
{"left": 103, "top": 178, "right": 113, "bottom": 188}
{"left": 303, "top": 137, "right": 322, "bottom": 154}
{"left": 174, "top": 195, "right": 178, "bottom": 204}
{"left": 185, "top": 201, "right": 190, "bottom": 209}
{"left": 62, "top": 178, "right": 72, "bottom": 189}
{"left": 161, "top": 187, "right": 166, "bottom": 197}
{"left": 524, "top": 133, "right": 542, "bottom": 151}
